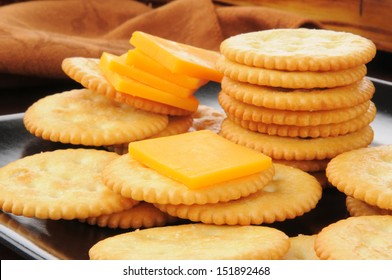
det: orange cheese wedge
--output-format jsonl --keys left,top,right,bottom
{"left": 99, "top": 54, "right": 199, "bottom": 112}
{"left": 128, "top": 130, "right": 272, "bottom": 189}
{"left": 126, "top": 49, "right": 208, "bottom": 89}
{"left": 100, "top": 52, "right": 195, "bottom": 98}
{"left": 129, "top": 31, "right": 223, "bottom": 83}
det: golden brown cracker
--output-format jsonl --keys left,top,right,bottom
{"left": 106, "top": 115, "right": 193, "bottom": 155}
{"left": 219, "top": 118, "right": 374, "bottom": 160}
{"left": 326, "top": 145, "right": 392, "bottom": 210}
{"left": 152, "top": 115, "right": 193, "bottom": 138}
{"left": 189, "top": 105, "right": 226, "bottom": 133}
{"left": 23, "top": 89, "right": 169, "bottom": 146}
{"left": 221, "top": 77, "right": 375, "bottom": 111}
{"left": 219, "top": 91, "right": 372, "bottom": 126}
{"left": 155, "top": 164, "right": 322, "bottom": 225}
{"left": 227, "top": 101, "right": 376, "bottom": 138}
{"left": 283, "top": 234, "right": 319, "bottom": 260}
{"left": 346, "top": 196, "right": 392, "bottom": 217}
{"left": 102, "top": 154, "right": 275, "bottom": 205}
{"left": 309, "top": 171, "right": 330, "bottom": 188}
{"left": 89, "top": 223, "right": 290, "bottom": 260}
{"left": 220, "top": 29, "right": 376, "bottom": 71}
{"left": 106, "top": 114, "right": 193, "bottom": 155}
{"left": 216, "top": 56, "right": 367, "bottom": 89}
{"left": 61, "top": 57, "right": 192, "bottom": 116}
{"left": 273, "top": 159, "right": 329, "bottom": 172}
{"left": 80, "top": 202, "right": 179, "bottom": 229}
{"left": 315, "top": 215, "right": 392, "bottom": 259}
{"left": 0, "top": 149, "right": 138, "bottom": 220}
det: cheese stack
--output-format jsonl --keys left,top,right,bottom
{"left": 216, "top": 28, "right": 377, "bottom": 186}
{"left": 99, "top": 31, "right": 222, "bottom": 114}
{"left": 98, "top": 31, "right": 224, "bottom": 154}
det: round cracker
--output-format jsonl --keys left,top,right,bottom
{"left": 155, "top": 164, "right": 322, "bottom": 225}
{"left": 151, "top": 115, "right": 193, "bottom": 138}
{"left": 221, "top": 77, "right": 375, "bottom": 111}
{"left": 24, "top": 89, "right": 169, "bottom": 146}
{"left": 106, "top": 114, "right": 193, "bottom": 155}
{"left": 283, "top": 234, "right": 319, "bottom": 260}
{"left": 89, "top": 223, "right": 289, "bottom": 260}
{"left": 79, "top": 202, "right": 179, "bottom": 229}
{"left": 220, "top": 29, "right": 376, "bottom": 71}
{"left": 189, "top": 104, "right": 226, "bottom": 133}
{"left": 227, "top": 101, "right": 376, "bottom": 138}
{"left": 219, "top": 91, "right": 371, "bottom": 126}
{"left": 216, "top": 56, "right": 367, "bottom": 89}
{"left": 61, "top": 57, "right": 192, "bottom": 116}
{"left": 219, "top": 118, "right": 374, "bottom": 160}
{"left": 346, "top": 196, "right": 392, "bottom": 217}
{"left": 314, "top": 215, "right": 392, "bottom": 259}
{"left": 102, "top": 154, "right": 275, "bottom": 205}
{"left": 309, "top": 171, "right": 330, "bottom": 188}
{"left": 273, "top": 159, "right": 329, "bottom": 172}
{"left": 0, "top": 149, "right": 138, "bottom": 220}
{"left": 326, "top": 145, "right": 392, "bottom": 210}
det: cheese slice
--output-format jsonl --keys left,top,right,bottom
{"left": 128, "top": 130, "right": 272, "bottom": 189}
{"left": 99, "top": 54, "right": 199, "bottom": 112}
{"left": 126, "top": 49, "right": 208, "bottom": 89}
{"left": 100, "top": 52, "right": 195, "bottom": 98}
{"left": 129, "top": 31, "right": 223, "bottom": 83}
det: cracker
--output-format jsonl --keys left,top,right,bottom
{"left": 106, "top": 114, "right": 193, "bottom": 155}
{"left": 221, "top": 77, "right": 375, "bottom": 111}
{"left": 189, "top": 104, "right": 226, "bottom": 133}
{"left": 89, "top": 223, "right": 290, "bottom": 260}
{"left": 227, "top": 101, "right": 376, "bottom": 138}
{"left": 216, "top": 56, "right": 367, "bottom": 89}
{"left": 0, "top": 149, "right": 138, "bottom": 220}
{"left": 152, "top": 115, "right": 193, "bottom": 138}
{"left": 314, "top": 215, "right": 392, "bottom": 259}
{"left": 219, "top": 118, "right": 374, "bottom": 160}
{"left": 309, "top": 171, "right": 330, "bottom": 188}
{"left": 283, "top": 234, "right": 319, "bottom": 260}
{"left": 273, "top": 159, "right": 329, "bottom": 172}
{"left": 220, "top": 29, "right": 376, "bottom": 72}
{"left": 326, "top": 145, "right": 392, "bottom": 210}
{"left": 80, "top": 202, "right": 179, "bottom": 229}
{"left": 155, "top": 164, "right": 322, "bottom": 225}
{"left": 61, "top": 57, "right": 192, "bottom": 116}
{"left": 219, "top": 91, "right": 371, "bottom": 126}
{"left": 24, "top": 89, "right": 169, "bottom": 146}
{"left": 346, "top": 196, "right": 392, "bottom": 217}
{"left": 102, "top": 154, "right": 275, "bottom": 205}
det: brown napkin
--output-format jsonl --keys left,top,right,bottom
{"left": 0, "top": 0, "right": 321, "bottom": 79}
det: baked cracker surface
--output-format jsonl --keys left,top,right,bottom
{"left": 89, "top": 223, "right": 290, "bottom": 260}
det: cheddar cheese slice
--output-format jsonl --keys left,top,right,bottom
{"left": 130, "top": 31, "right": 223, "bottom": 83}
{"left": 126, "top": 49, "right": 208, "bottom": 89}
{"left": 99, "top": 54, "right": 199, "bottom": 112}
{"left": 100, "top": 52, "right": 195, "bottom": 98}
{"left": 128, "top": 130, "right": 272, "bottom": 189}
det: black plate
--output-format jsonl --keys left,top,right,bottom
{"left": 0, "top": 79, "right": 391, "bottom": 259}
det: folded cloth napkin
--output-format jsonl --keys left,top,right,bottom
{"left": 0, "top": 0, "right": 321, "bottom": 79}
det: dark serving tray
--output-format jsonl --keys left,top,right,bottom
{"left": 0, "top": 79, "right": 391, "bottom": 260}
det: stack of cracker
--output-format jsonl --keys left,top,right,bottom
{"left": 315, "top": 145, "right": 392, "bottom": 259}
{"left": 216, "top": 28, "right": 377, "bottom": 185}
{"left": 88, "top": 129, "right": 323, "bottom": 259}
{"left": 24, "top": 31, "right": 223, "bottom": 154}
{"left": 12, "top": 31, "right": 226, "bottom": 230}
{"left": 326, "top": 144, "right": 392, "bottom": 216}
{"left": 103, "top": 130, "right": 322, "bottom": 227}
